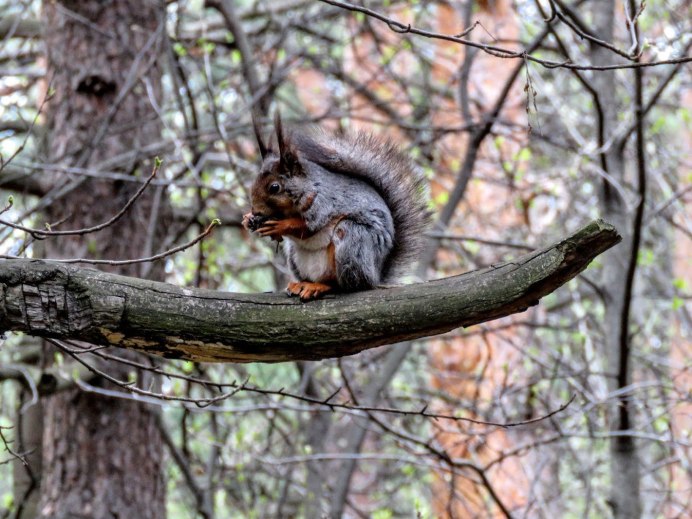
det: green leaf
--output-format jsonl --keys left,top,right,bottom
{"left": 2, "top": 493, "right": 13, "bottom": 510}
{"left": 434, "top": 191, "right": 449, "bottom": 206}
{"left": 516, "top": 147, "right": 532, "bottom": 162}
{"left": 173, "top": 42, "right": 187, "bottom": 57}
{"left": 464, "top": 240, "right": 480, "bottom": 254}
{"left": 401, "top": 464, "right": 415, "bottom": 477}
{"left": 373, "top": 509, "right": 393, "bottom": 519}
{"left": 650, "top": 114, "right": 668, "bottom": 134}
{"left": 637, "top": 248, "right": 654, "bottom": 266}
{"left": 673, "top": 278, "right": 687, "bottom": 290}
{"left": 381, "top": 45, "right": 396, "bottom": 65}
{"left": 202, "top": 41, "right": 215, "bottom": 54}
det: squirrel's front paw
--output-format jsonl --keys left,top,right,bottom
{"left": 256, "top": 220, "right": 284, "bottom": 242}
{"left": 286, "top": 281, "right": 332, "bottom": 302}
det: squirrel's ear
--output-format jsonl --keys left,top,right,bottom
{"left": 252, "top": 110, "right": 267, "bottom": 159}
{"left": 274, "top": 111, "right": 304, "bottom": 177}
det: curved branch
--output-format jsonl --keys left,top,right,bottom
{"left": 0, "top": 219, "right": 620, "bottom": 363}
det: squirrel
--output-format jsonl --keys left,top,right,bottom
{"left": 242, "top": 114, "right": 430, "bottom": 301}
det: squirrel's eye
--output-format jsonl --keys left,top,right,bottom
{"left": 268, "top": 183, "right": 281, "bottom": 195}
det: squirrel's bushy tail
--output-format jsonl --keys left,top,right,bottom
{"left": 293, "top": 129, "right": 430, "bottom": 281}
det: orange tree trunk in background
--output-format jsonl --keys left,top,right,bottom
{"left": 669, "top": 88, "right": 692, "bottom": 516}
{"left": 35, "top": 1, "right": 168, "bottom": 517}
{"left": 293, "top": 2, "right": 532, "bottom": 514}
{"left": 427, "top": 2, "right": 530, "bottom": 516}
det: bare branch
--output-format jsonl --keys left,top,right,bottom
{"left": 0, "top": 161, "right": 160, "bottom": 239}
{"left": 0, "top": 219, "right": 620, "bottom": 363}
{"left": 319, "top": 0, "right": 692, "bottom": 70}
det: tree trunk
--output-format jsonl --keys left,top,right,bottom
{"left": 27, "top": 1, "right": 169, "bottom": 517}
{"left": 589, "top": 2, "right": 643, "bottom": 517}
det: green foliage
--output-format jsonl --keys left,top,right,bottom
{"left": 173, "top": 42, "right": 187, "bottom": 57}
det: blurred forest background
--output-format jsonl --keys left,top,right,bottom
{"left": 0, "top": 0, "right": 690, "bottom": 517}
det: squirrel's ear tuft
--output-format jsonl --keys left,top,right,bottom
{"left": 252, "top": 110, "right": 267, "bottom": 159}
{"left": 274, "top": 111, "right": 304, "bottom": 177}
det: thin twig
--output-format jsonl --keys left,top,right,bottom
{"left": 0, "top": 160, "right": 161, "bottom": 239}
{"left": 1, "top": 219, "right": 220, "bottom": 265}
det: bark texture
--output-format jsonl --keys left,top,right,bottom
{"left": 1, "top": 219, "right": 620, "bottom": 363}
{"left": 28, "top": 1, "right": 168, "bottom": 517}
{"left": 39, "top": 392, "right": 165, "bottom": 519}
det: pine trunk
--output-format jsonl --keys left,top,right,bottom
{"left": 33, "top": 1, "right": 169, "bottom": 517}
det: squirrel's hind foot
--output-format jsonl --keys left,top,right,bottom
{"left": 286, "top": 281, "right": 332, "bottom": 302}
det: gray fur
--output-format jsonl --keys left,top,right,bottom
{"left": 291, "top": 129, "right": 430, "bottom": 281}
{"left": 256, "top": 119, "right": 430, "bottom": 292}
{"left": 333, "top": 219, "right": 392, "bottom": 288}
{"left": 282, "top": 162, "right": 394, "bottom": 290}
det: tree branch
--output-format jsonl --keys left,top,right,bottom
{"left": 0, "top": 219, "right": 620, "bottom": 363}
{"left": 0, "top": 15, "right": 41, "bottom": 39}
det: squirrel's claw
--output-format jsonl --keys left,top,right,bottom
{"left": 286, "top": 282, "right": 301, "bottom": 297}
{"left": 241, "top": 212, "right": 253, "bottom": 230}
{"left": 286, "top": 281, "right": 332, "bottom": 302}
